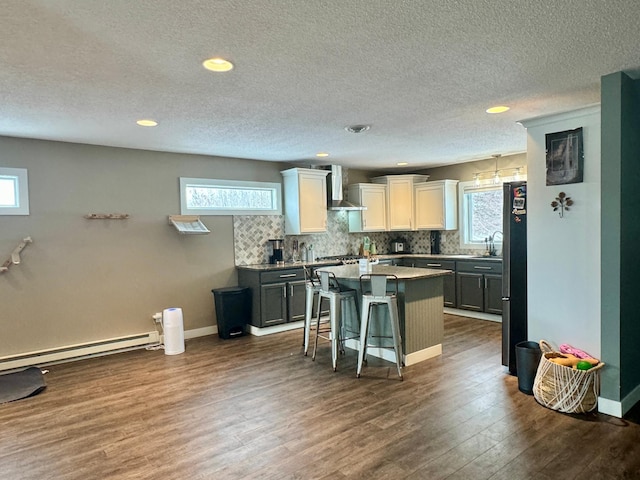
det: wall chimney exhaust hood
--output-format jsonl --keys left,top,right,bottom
{"left": 326, "top": 165, "right": 366, "bottom": 211}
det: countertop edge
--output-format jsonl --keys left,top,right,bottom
{"left": 236, "top": 254, "right": 501, "bottom": 272}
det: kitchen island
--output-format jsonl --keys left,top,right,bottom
{"left": 316, "top": 264, "right": 451, "bottom": 366}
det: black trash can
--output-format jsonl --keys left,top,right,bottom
{"left": 212, "top": 287, "right": 251, "bottom": 339}
{"left": 515, "top": 341, "right": 542, "bottom": 395}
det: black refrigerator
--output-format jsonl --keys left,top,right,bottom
{"left": 502, "top": 181, "right": 527, "bottom": 375}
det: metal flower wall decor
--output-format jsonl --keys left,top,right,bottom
{"left": 551, "top": 192, "right": 573, "bottom": 217}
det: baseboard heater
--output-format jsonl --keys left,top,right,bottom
{"left": 0, "top": 331, "right": 160, "bottom": 372}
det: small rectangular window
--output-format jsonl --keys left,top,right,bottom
{"left": 180, "top": 177, "right": 282, "bottom": 215}
{"left": 464, "top": 186, "right": 504, "bottom": 244}
{"left": 458, "top": 176, "right": 525, "bottom": 249}
{"left": 0, "top": 167, "right": 29, "bottom": 215}
{"left": 459, "top": 182, "right": 504, "bottom": 251}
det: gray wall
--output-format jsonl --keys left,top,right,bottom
{"left": 0, "top": 136, "right": 284, "bottom": 357}
{"left": 420, "top": 153, "right": 526, "bottom": 182}
{"left": 601, "top": 71, "right": 640, "bottom": 403}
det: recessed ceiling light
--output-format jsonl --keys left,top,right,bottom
{"left": 397, "top": 162, "right": 408, "bottom": 166}
{"left": 136, "top": 119, "right": 158, "bottom": 127}
{"left": 345, "top": 124, "right": 371, "bottom": 133}
{"left": 202, "top": 57, "right": 234, "bottom": 72}
{"left": 316, "top": 152, "right": 330, "bottom": 157}
{"left": 486, "top": 105, "right": 510, "bottom": 114}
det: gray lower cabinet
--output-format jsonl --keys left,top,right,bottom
{"left": 456, "top": 272, "right": 484, "bottom": 311}
{"left": 238, "top": 268, "right": 306, "bottom": 327}
{"left": 412, "top": 259, "right": 456, "bottom": 307}
{"left": 456, "top": 260, "right": 502, "bottom": 314}
{"left": 483, "top": 273, "right": 503, "bottom": 315}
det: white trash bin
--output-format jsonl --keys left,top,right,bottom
{"left": 162, "top": 307, "right": 185, "bottom": 355}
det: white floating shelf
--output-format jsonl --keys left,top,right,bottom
{"left": 1, "top": 236, "right": 33, "bottom": 273}
{"left": 168, "top": 215, "right": 210, "bottom": 235}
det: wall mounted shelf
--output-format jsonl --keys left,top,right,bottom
{"left": 168, "top": 215, "right": 210, "bottom": 234}
{"left": 84, "top": 213, "right": 130, "bottom": 220}
{"left": 1, "top": 236, "right": 33, "bottom": 273}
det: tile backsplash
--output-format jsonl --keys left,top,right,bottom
{"left": 233, "top": 213, "right": 479, "bottom": 265}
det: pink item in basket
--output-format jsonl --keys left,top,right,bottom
{"left": 559, "top": 343, "right": 593, "bottom": 359}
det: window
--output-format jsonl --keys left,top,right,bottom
{"left": 0, "top": 167, "right": 29, "bottom": 215}
{"left": 179, "top": 177, "right": 282, "bottom": 215}
{"left": 458, "top": 180, "right": 503, "bottom": 250}
{"left": 458, "top": 175, "right": 526, "bottom": 249}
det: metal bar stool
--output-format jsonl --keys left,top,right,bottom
{"left": 357, "top": 274, "right": 403, "bottom": 379}
{"left": 312, "top": 270, "right": 359, "bottom": 371}
{"left": 303, "top": 265, "right": 322, "bottom": 355}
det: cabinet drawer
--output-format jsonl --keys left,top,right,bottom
{"left": 261, "top": 269, "right": 304, "bottom": 284}
{"left": 456, "top": 261, "right": 502, "bottom": 274}
{"left": 413, "top": 259, "right": 455, "bottom": 270}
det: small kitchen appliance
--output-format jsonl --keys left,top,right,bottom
{"left": 268, "top": 239, "right": 284, "bottom": 264}
{"left": 390, "top": 239, "right": 407, "bottom": 253}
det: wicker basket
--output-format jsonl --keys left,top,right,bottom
{"left": 532, "top": 340, "right": 604, "bottom": 414}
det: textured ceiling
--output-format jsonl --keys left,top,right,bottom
{"left": 1, "top": 0, "right": 639, "bottom": 170}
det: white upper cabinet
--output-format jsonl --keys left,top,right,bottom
{"left": 414, "top": 179, "right": 459, "bottom": 230}
{"left": 371, "top": 174, "right": 428, "bottom": 231}
{"left": 281, "top": 168, "right": 329, "bottom": 235}
{"left": 347, "top": 183, "right": 387, "bottom": 232}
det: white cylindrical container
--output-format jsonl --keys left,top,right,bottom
{"left": 162, "top": 307, "right": 185, "bottom": 355}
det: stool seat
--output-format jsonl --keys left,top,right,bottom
{"left": 357, "top": 274, "right": 403, "bottom": 379}
{"left": 312, "top": 270, "right": 359, "bottom": 371}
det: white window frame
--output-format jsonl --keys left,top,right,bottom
{"left": 0, "top": 167, "right": 29, "bottom": 215}
{"left": 179, "top": 177, "right": 282, "bottom": 216}
{"left": 458, "top": 175, "right": 525, "bottom": 250}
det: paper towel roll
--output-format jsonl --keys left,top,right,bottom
{"left": 162, "top": 307, "right": 185, "bottom": 355}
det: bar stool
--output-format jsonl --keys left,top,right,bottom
{"left": 357, "top": 274, "right": 403, "bottom": 379}
{"left": 303, "top": 265, "right": 322, "bottom": 355}
{"left": 312, "top": 270, "right": 359, "bottom": 371}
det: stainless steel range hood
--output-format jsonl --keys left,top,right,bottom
{"left": 326, "top": 165, "right": 366, "bottom": 211}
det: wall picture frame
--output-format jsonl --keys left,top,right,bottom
{"left": 545, "top": 127, "right": 584, "bottom": 185}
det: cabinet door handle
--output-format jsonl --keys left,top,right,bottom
{"left": 478, "top": 278, "right": 482, "bottom": 289}
{"left": 289, "top": 284, "right": 294, "bottom": 296}
{"left": 279, "top": 273, "right": 297, "bottom": 278}
{"left": 283, "top": 285, "right": 287, "bottom": 297}
{"left": 484, "top": 278, "right": 487, "bottom": 289}
{"left": 473, "top": 266, "right": 492, "bottom": 270}
{"left": 427, "top": 263, "right": 442, "bottom": 267}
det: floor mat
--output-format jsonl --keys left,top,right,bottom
{"left": 0, "top": 367, "right": 47, "bottom": 404}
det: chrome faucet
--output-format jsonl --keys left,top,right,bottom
{"left": 488, "top": 231, "right": 502, "bottom": 256}
{"left": 489, "top": 230, "right": 504, "bottom": 257}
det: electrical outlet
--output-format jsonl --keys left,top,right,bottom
{"left": 152, "top": 312, "right": 162, "bottom": 322}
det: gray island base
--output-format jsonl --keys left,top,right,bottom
{"left": 316, "top": 264, "right": 451, "bottom": 366}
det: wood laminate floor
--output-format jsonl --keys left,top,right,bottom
{"left": 1, "top": 314, "right": 639, "bottom": 479}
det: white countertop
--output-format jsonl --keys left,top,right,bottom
{"left": 316, "top": 263, "right": 452, "bottom": 280}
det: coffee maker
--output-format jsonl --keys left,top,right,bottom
{"left": 268, "top": 239, "right": 284, "bottom": 264}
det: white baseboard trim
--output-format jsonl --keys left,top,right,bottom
{"left": 185, "top": 325, "right": 217, "bottom": 339}
{"left": 444, "top": 307, "right": 502, "bottom": 323}
{"left": 598, "top": 382, "right": 640, "bottom": 418}
{"left": 343, "top": 339, "right": 442, "bottom": 366}
{"left": 247, "top": 321, "right": 304, "bottom": 337}
{"left": 598, "top": 397, "right": 623, "bottom": 418}
{"left": 405, "top": 344, "right": 443, "bottom": 366}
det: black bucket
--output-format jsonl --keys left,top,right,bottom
{"left": 515, "top": 341, "right": 542, "bottom": 395}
